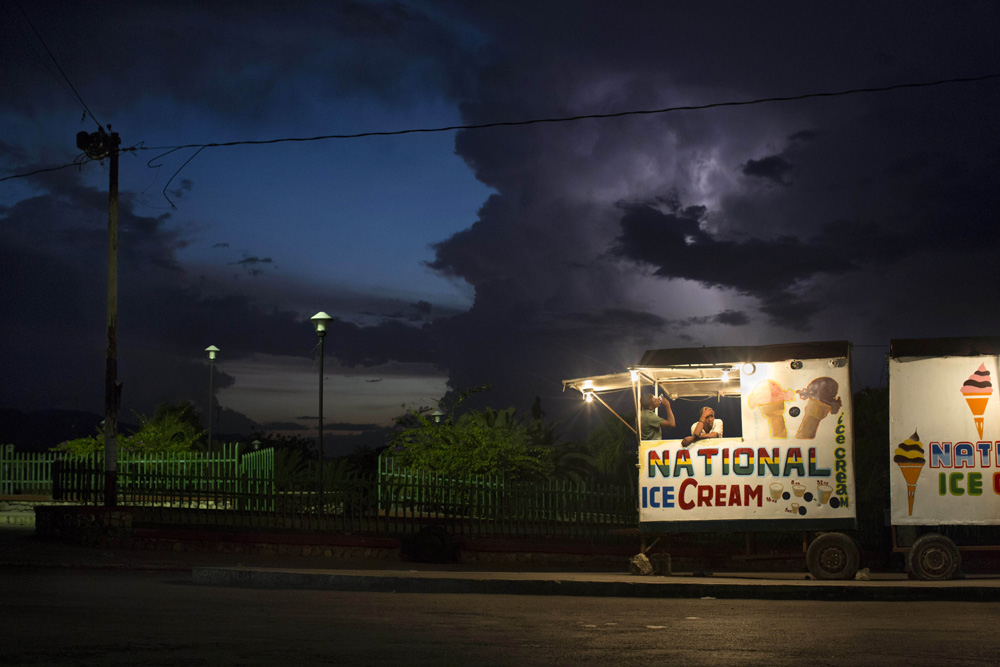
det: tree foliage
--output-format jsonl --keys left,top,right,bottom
{"left": 389, "top": 397, "right": 555, "bottom": 480}
{"left": 585, "top": 414, "right": 639, "bottom": 484}
{"left": 53, "top": 402, "right": 205, "bottom": 456}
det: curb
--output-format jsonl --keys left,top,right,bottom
{"left": 191, "top": 567, "right": 1000, "bottom": 602}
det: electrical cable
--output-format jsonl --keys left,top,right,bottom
{"left": 137, "top": 73, "right": 1000, "bottom": 152}
{"left": 3, "top": 73, "right": 998, "bottom": 191}
{"left": 10, "top": 0, "right": 104, "bottom": 132}
{"left": 2, "top": 1, "right": 75, "bottom": 103}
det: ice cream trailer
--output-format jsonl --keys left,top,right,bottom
{"left": 889, "top": 336, "right": 1000, "bottom": 580}
{"left": 564, "top": 340, "right": 859, "bottom": 579}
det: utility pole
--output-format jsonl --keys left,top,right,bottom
{"left": 77, "top": 127, "right": 122, "bottom": 508}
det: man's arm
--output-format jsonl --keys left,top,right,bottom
{"left": 659, "top": 396, "right": 676, "bottom": 428}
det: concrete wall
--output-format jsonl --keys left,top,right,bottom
{"left": 32, "top": 505, "right": 634, "bottom": 567}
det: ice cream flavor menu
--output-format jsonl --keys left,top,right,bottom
{"left": 890, "top": 355, "right": 1000, "bottom": 525}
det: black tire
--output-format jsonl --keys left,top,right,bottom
{"left": 806, "top": 532, "right": 861, "bottom": 580}
{"left": 906, "top": 533, "right": 961, "bottom": 581}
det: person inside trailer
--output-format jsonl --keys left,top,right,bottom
{"left": 680, "top": 406, "right": 723, "bottom": 447}
{"left": 639, "top": 393, "right": 676, "bottom": 440}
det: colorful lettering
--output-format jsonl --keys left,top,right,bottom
{"left": 697, "top": 448, "right": 718, "bottom": 476}
{"left": 783, "top": 448, "right": 805, "bottom": 477}
{"left": 955, "top": 443, "right": 975, "bottom": 468}
{"left": 673, "top": 450, "right": 695, "bottom": 477}
{"left": 675, "top": 479, "right": 762, "bottom": 509}
{"left": 733, "top": 447, "right": 754, "bottom": 475}
{"left": 808, "top": 447, "right": 832, "bottom": 476}
{"left": 648, "top": 450, "right": 670, "bottom": 478}
{"left": 930, "top": 442, "right": 951, "bottom": 468}
{"left": 757, "top": 448, "right": 780, "bottom": 476}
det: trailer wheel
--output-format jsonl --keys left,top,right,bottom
{"left": 806, "top": 532, "right": 860, "bottom": 580}
{"left": 906, "top": 533, "right": 961, "bottom": 581}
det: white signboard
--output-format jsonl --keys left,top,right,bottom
{"left": 890, "top": 355, "right": 1000, "bottom": 525}
{"left": 639, "top": 358, "right": 856, "bottom": 530}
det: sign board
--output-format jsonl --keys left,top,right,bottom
{"left": 639, "top": 355, "right": 856, "bottom": 533}
{"left": 889, "top": 349, "right": 1000, "bottom": 525}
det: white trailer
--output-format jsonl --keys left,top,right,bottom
{"left": 564, "top": 340, "right": 860, "bottom": 579}
{"left": 889, "top": 336, "right": 1000, "bottom": 580}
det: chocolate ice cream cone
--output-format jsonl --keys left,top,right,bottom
{"left": 897, "top": 463, "right": 924, "bottom": 516}
{"left": 795, "top": 398, "right": 832, "bottom": 439}
{"left": 760, "top": 402, "right": 787, "bottom": 439}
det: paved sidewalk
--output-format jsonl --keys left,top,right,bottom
{"left": 4, "top": 525, "right": 1000, "bottom": 601}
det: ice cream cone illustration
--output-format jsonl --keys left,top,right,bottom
{"left": 795, "top": 377, "right": 843, "bottom": 439}
{"left": 748, "top": 379, "right": 796, "bottom": 439}
{"left": 894, "top": 430, "right": 925, "bottom": 516}
{"left": 960, "top": 363, "right": 992, "bottom": 439}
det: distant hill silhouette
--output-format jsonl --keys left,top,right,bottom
{"left": 0, "top": 409, "right": 136, "bottom": 452}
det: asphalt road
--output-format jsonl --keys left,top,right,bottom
{"left": 3, "top": 568, "right": 999, "bottom": 667}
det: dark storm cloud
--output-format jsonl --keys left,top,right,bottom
{"left": 556, "top": 308, "right": 667, "bottom": 333}
{"left": 328, "top": 318, "right": 439, "bottom": 368}
{"left": 675, "top": 310, "right": 750, "bottom": 328}
{"left": 2, "top": 0, "right": 479, "bottom": 121}
{"left": 5, "top": 0, "right": 1000, "bottom": 436}
{"left": 741, "top": 155, "right": 792, "bottom": 185}
{"left": 2, "top": 168, "right": 327, "bottom": 418}
{"left": 0, "top": 161, "right": 452, "bottom": 424}
{"left": 229, "top": 255, "right": 274, "bottom": 278}
{"left": 422, "top": 0, "right": 1000, "bottom": 417}
{"left": 612, "top": 200, "right": 854, "bottom": 294}
{"left": 265, "top": 422, "right": 309, "bottom": 431}
{"left": 167, "top": 178, "right": 193, "bottom": 201}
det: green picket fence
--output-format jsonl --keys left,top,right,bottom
{"left": 2, "top": 444, "right": 274, "bottom": 501}
{"left": 375, "top": 455, "right": 637, "bottom": 538}
{"left": 0, "top": 447, "right": 60, "bottom": 495}
{"left": 377, "top": 454, "right": 505, "bottom": 520}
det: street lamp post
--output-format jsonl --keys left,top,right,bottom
{"left": 205, "top": 345, "right": 220, "bottom": 453}
{"left": 310, "top": 312, "right": 332, "bottom": 512}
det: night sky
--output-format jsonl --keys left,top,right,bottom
{"left": 3, "top": 1, "right": 999, "bottom": 452}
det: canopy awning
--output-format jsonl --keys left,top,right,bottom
{"left": 562, "top": 367, "right": 740, "bottom": 400}
{"left": 563, "top": 340, "right": 850, "bottom": 400}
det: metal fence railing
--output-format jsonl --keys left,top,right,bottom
{"left": 0, "top": 447, "right": 59, "bottom": 495}
{"left": 3, "top": 444, "right": 275, "bottom": 501}
{"left": 49, "top": 460, "right": 638, "bottom": 542}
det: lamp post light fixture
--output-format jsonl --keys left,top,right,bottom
{"left": 205, "top": 345, "right": 220, "bottom": 453}
{"left": 310, "top": 312, "right": 333, "bottom": 511}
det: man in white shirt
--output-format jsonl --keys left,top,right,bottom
{"left": 681, "top": 406, "right": 723, "bottom": 447}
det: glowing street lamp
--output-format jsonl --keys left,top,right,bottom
{"left": 205, "top": 345, "right": 220, "bottom": 453}
{"left": 310, "top": 312, "right": 332, "bottom": 510}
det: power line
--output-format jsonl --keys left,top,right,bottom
{"left": 138, "top": 73, "right": 1000, "bottom": 152}
{"left": 3, "top": 72, "right": 998, "bottom": 193}
{"left": 2, "top": 1, "right": 74, "bottom": 103}
{"left": 0, "top": 160, "right": 93, "bottom": 182}
{"left": 10, "top": 0, "right": 104, "bottom": 131}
